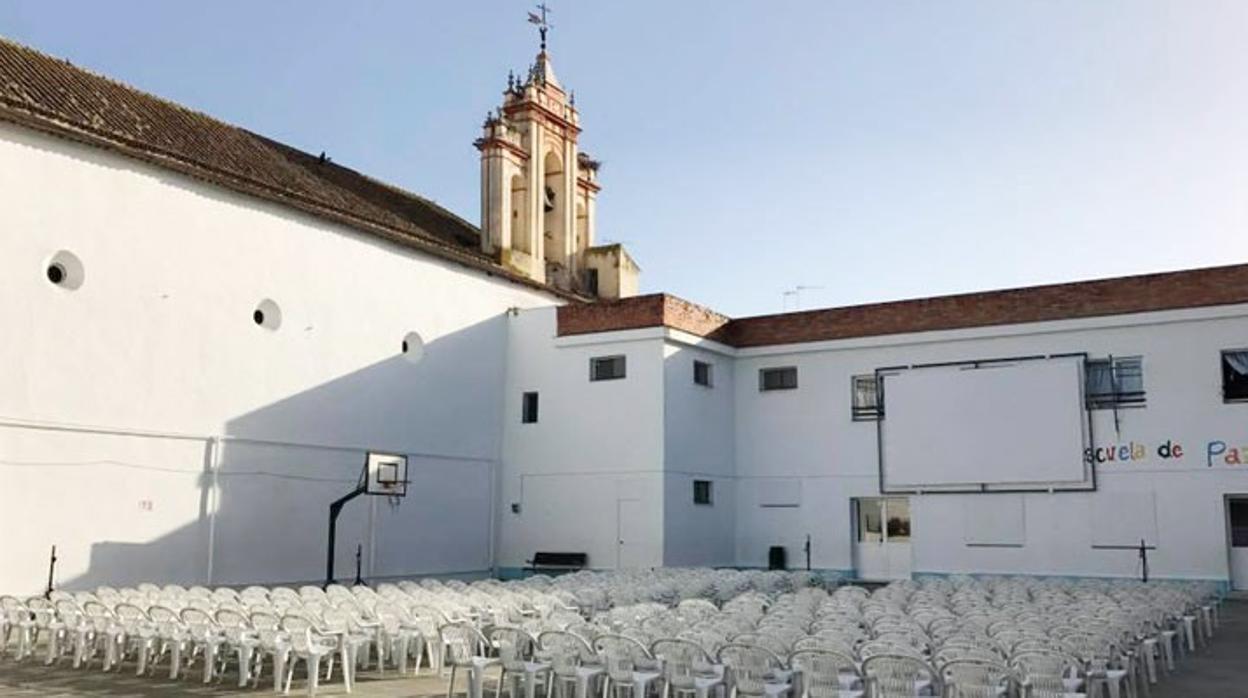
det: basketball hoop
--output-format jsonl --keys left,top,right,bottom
{"left": 325, "top": 452, "right": 410, "bottom": 588}
{"left": 366, "top": 452, "right": 409, "bottom": 497}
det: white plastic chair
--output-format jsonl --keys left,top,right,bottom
{"left": 281, "top": 614, "right": 340, "bottom": 696}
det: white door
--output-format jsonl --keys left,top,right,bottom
{"left": 853, "top": 497, "right": 913, "bottom": 581}
{"left": 617, "top": 499, "right": 647, "bottom": 569}
{"left": 1228, "top": 499, "right": 1248, "bottom": 591}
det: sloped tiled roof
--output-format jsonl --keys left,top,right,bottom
{"left": 558, "top": 263, "right": 1248, "bottom": 347}
{"left": 0, "top": 36, "right": 576, "bottom": 298}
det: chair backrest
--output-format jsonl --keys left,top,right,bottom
{"left": 941, "top": 658, "right": 1013, "bottom": 696}
{"left": 250, "top": 610, "right": 281, "bottom": 631}
{"left": 114, "top": 603, "right": 150, "bottom": 624}
{"left": 281, "top": 614, "right": 321, "bottom": 652}
{"left": 790, "top": 646, "right": 858, "bottom": 698}
{"left": 215, "top": 607, "right": 250, "bottom": 629}
{"left": 1011, "top": 650, "right": 1079, "bottom": 694}
{"left": 539, "top": 629, "right": 597, "bottom": 675}
{"left": 594, "top": 633, "right": 651, "bottom": 681}
{"left": 492, "top": 626, "right": 538, "bottom": 671}
{"left": 717, "top": 643, "right": 785, "bottom": 696}
{"left": 862, "top": 653, "right": 941, "bottom": 698}
{"left": 650, "top": 637, "right": 712, "bottom": 665}
{"left": 147, "top": 605, "right": 180, "bottom": 624}
{"left": 180, "top": 606, "right": 216, "bottom": 633}
{"left": 442, "top": 622, "right": 489, "bottom": 665}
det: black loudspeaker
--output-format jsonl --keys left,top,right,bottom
{"left": 768, "top": 545, "right": 787, "bottom": 570}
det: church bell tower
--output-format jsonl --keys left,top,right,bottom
{"left": 475, "top": 6, "right": 638, "bottom": 299}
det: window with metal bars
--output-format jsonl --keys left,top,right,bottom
{"left": 759, "top": 366, "right": 798, "bottom": 391}
{"left": 1085, "top": 356, "right": 1146, "bottom": 409}
{"left": 851, "top": 374, "right": 882, "bottom": 420}
{"left": 590, "top": 355, "right": 626, "bottom": 381}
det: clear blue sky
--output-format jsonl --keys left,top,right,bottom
{"left": 3, "top": 1, "right": 1246, "bottom": 317}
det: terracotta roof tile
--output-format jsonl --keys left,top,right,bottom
{"left": 558, "top": 263, "right": 1248, "bottom": 348}
{"left": 0, "top": 36, "right": 577, "bottom": 298}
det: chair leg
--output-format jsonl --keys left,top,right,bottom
{"left": 397, "top": 637, "right": 411, "bottom": 674}
{"left": 307, "top": 655, "right": 322, "bottom": 697}
{"left": 237, "top": 645, "right": 254, "bottom": 687}
{"left": 275, "top": 650, "right": 289, "bottom": 694}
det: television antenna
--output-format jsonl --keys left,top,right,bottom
{"left": 781, "top": 285, "right": 824, "bottom": 312}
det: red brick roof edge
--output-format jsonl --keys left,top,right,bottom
{"left": 557, "top": 263, "right": 1248, "bottom": 348}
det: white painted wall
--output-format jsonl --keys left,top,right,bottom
{"left": 499, "top": 311, "right": 667, "bottom": 571}
{"left": 6, "top": 118, "right": 1248, "bottom": 593}
{"left": 733, "top": 305, "right": 1248, "bottom": 582}
{"left": 662, "top": 340, "right": 736, "bottom": 567}
{"left": 0, "top": 122, "right": 558, "bottom": 594}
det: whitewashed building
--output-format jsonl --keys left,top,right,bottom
{"left": 500, "top": 278, "right": 1248, "bottom": 592}
{"left": 2, "top": 36, "right": 1247, "bottom": 596}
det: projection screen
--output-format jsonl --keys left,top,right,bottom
{"left": 878, "top": 356, "right": 1093, "bottom": 493}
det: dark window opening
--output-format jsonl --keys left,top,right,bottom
{"left": 586, "top": 268, "right": 599, "bottom": 296}
{"left": 693, "top": 480, "right": 713, "bottom": 505}
{"left": 253, "top": 310, "right": 265, "bottom": 326}
{"left": 402, "top": 340, "right": 409, "bottom": 353}
{"left": 694, "top": 360, "right": 713, "bottom": 387}
{"left": 1224, "top": 350, "right": 1248, "bottom": 403}
{"left": 759, "top": 366, "right": 798, "bottom": 391}
{"left": 1232, "top": 500, "right": 1248, "bottom": 547}
{"left": 46, "top": 263, "right": 66, "bottom": 285}
{"left": 590, "top": 355, "right": 627, "bottom": 381}
{"left": 1085, "top": 356, "right": 1145, "bottom": 409}
{"left": 522, "top": 392, "right": 539, "bottom": 424}
{"left": 851, "top": 374, "right": 882, "bottom": 420}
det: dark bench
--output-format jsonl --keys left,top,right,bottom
{"left": 526, "top": 552, "right": 588, "bottom": 575}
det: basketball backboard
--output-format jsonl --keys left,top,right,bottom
{"left": 365, "top": 452, "right": 408, "bottom": 497}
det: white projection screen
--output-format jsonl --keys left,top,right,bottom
{"left": 878, "top": 356, "right": 1093, "bottom": 493}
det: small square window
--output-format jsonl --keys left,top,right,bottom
{"left": 693, "top": 480, "right": 713, "bottom": 505}
{"left": 851, "top": 374, "right": 882, "bottom": 420}
{"left": 1085, "top": 356, "right": 1145, "bottom": 409}
{"left": 1224, "top": 350, "right": 1248, "bottom": 403}
{"left": 522, "top": 392, "right": 539, "bottom": 424}
{"left": 694, "top": 360, "right": 713, "bottom": 387}
{"left": 759, "top": 366, "right": 798, "bottom": 391}
{"left": 590, "top": 355, "right": 626, "bottom": 381}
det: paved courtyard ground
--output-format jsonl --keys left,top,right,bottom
{"left": 1, "top": 599, "right": 1245, "bottom": 697}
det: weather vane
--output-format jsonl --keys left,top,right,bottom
{"left": 528, "top": 3, "right": 553, "bottom": 51}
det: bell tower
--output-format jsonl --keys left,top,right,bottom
{"left": 475, "top": 6, "right": 637, "bottom": 298}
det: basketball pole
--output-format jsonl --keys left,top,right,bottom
{"left": 325, "top": 482, "right": 366, "bottom": 590}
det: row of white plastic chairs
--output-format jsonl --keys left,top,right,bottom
{"left": 0, "top": 579, "right": 582, "bottom": 694}
{"left": 0, "top": 571, "right": 1224, "bottom": 697}
{"left": 575, "top": 576, "right": 1222, "bottom": 698}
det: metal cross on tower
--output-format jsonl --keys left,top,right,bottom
{"left": 528, "top": 3, "right": 553, "bottom": 51}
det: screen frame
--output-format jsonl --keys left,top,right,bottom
{"left": 874, "top": 352, "right": 1097, "bottom": 495}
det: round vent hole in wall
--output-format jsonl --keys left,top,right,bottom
{"left": 402, "top": 331, "right": 425, "bottom": 364}
{"left": 44, "top": 250, "right": 85, "bottom": 290}
{"left": 253, "top": 299, "right": 282, "bottom": 330}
